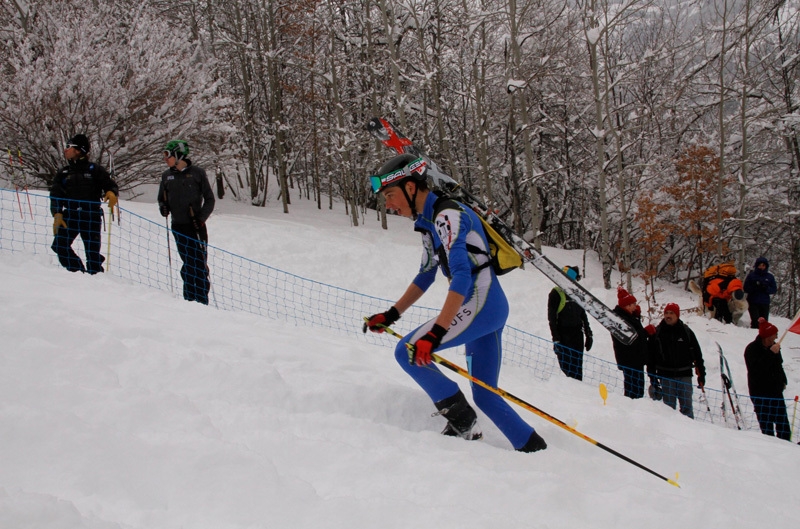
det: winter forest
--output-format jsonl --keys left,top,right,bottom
{"left": 2, "top": 0, "right": 800, "bottom": 312}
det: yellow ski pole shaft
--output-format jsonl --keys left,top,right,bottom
{"left": 370, "top": 320, "right": 680, "bottom": 488}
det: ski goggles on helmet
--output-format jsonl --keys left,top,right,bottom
{"left": 369, "top": 157, "right": 426, "bottom": 193}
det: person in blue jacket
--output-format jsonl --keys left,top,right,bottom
{"left": 743, "top": 257, "right": 778, "bottom": 328}
{"left": 363, "top": 154, "right": 547, "bottom": 453}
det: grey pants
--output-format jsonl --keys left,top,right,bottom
{"left": 661, "top": 376, "right": 694, "bottom": 419}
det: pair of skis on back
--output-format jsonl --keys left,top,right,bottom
{"left": 366, "top": 117, "right": 639, "bottom": 345}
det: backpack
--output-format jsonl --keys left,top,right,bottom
{"left": 432, "top": 196, "right": 523, "bottom": 276}
{"left": 700, "top": 262, "right": 738, "bottom": 306}
{"left": 554, "top": 287, "right": 567, "bottom": 313}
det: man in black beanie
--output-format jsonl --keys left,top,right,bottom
{"left": 50, "top": 134, "right": 118, "bottom": 274}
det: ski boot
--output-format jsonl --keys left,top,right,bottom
{"left": 517, "top": 430, "right": 547, "bottom": 453}
{"left": 434, "top": 390, "right": 483, "bottom": 440}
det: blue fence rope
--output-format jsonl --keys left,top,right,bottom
{"left": 2, "top": 187, "right": 797, "bottom": 441}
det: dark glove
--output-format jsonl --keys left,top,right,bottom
{"left": 648, "top": 376, "right": 662, "bottom": 401}
{"left": 696, "top": 368, "right": 706, "bottom": 388}
{"left": 409, "top": 324, "right": 447, "bottom": 366}
{"left": 584, "top": 335, "right": 593, "bottom": 351}
{"left": 159, "top": 203, "right": 170, "bottom": 217}
{"left": 196, "top": 221, "right": 208, "bottom": 243}
{"left": 644, "top": 324, "right": 657, "bottom": 336}
{"left": 362, "top": 306, "right": 400, "bottom": 333}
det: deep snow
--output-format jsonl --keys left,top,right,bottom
{"left": 1, "top": 191, "right": 798, "bottom": 529}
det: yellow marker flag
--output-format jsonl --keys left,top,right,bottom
{"left": 599, "top": 383, "right": 608, "bottom": 405}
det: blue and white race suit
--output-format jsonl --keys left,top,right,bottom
{"left": 394, "top": 192, "right": 538, "bottom": 449}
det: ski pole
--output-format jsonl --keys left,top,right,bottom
{"left": 106, "top": 206, "right": 113, "bottom": 271}
{"left": 9, "top": 148, "right": 23, "bottom": 219}
{"left": 792, "top": 396, "right": 798, "bottom": 442}
{"left": 17, "top": 148, "right": 33, "bottom": 220}
{"left": 699, "top": 386, "right": 714, "bottom": 424}
{"left": 371, "top": 321, "right": 680, "bottom": 488}
{"left": 165, "top": 216, "right": 174, "bottom": 293}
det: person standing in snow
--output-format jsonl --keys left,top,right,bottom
{"left": 157, "top": 140, "right": 215, "bottom": 305}
{"left": 744, "top": 318, "right": 791, "bottom": 441}
{"left": 743, "top": 257, "right": 777, "bottom": 328}
{"left": 50, "top": 134, "right": 118, "bottom": 274}
{"left": 362, "top": 154, "right": 547, "bottom": 453}
{"left": 611, "top": 288, "right": 649, "bottom": 399}
{"left": 548, "top": 266, "right": 593, "bottom": 381}
{"left": 645, "top": 303, "right": 705, "bottom": 419}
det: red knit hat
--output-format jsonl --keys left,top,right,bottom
{"left": 617, "top": 287, "right": 637, "bottom": 307}
{"left": 664, "top": 303, "right": 680, "bottom": 316}
{"left": 757, "top": 317, "right": 778, "bottom": 339}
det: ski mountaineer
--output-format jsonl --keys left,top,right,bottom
{"left": 50, "top": 134, "right": 119, "bottom": 274}
{"left": 362, "top": 154, "right": 547, "bottom": 453}
{"left": 157, "top": 139, "right": 215, "bottom": 305}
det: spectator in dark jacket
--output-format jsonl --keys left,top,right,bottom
{"left": 548, "top": 266, "right": 593, "bottom": 381}
{"left": 50, "top": 134, "right": 118, "bottom": 274}
{"left": 743, "top": 257, "right": 778, "bottom": 328}
{"left": 645, "top": 303, "right": 705, "bottom": 419}
{"left": 611, "top": 287, "right": 649, "bottom": 399}
{"left": 744, "top": 318, "right": 791, "bottom": 441}
{"left": 157, "top": 140, "right": 215, "bottom": 305}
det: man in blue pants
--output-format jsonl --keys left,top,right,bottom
{"left": 363, "top": 154, "right": 547, "bottom": 453}
{"left": 157, "top": 140, "right": 215, "bottom": 305}
{"left": 50, "top": 134, "right": 118, "bottom": 274}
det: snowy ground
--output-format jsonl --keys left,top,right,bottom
{"left": 1, "top": 189, "right": 799, "bottom": 529}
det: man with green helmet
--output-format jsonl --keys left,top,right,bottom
{"left": 363, "top": 153, "right": 547, "bottom": 453}
{"left": 157, "top": 139, "right": 215, "bottom": 304}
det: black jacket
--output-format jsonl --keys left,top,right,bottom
{"left": 50, "top": 158, "right": 118, "bottom": 215}
{"left": 647, "top": 319, "right": 705, "bottom": 379}
{"left": 548, "top": 287, "right": 592, "bottom": 348}
{"left": 744, "top": 338, "right": 787, "bottom": 398}
{"left": 611, "top": 306, "right": 648, "bottom": 369}
{"left": 158, "top": 161, "right": 215, "bottom": 225}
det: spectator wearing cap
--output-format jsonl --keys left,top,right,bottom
{"left": 611, "top": 287, "right": 650, "bottom": 398}
{"left": 744, "top": 318, "right": 791, "bottom": 440}
{"left": 644, "top": 303, "right": 705, "bottom": 419}
{"left": 547, "top": 266, "right": 593, "bottom": 381}
{"left": 743, "top": 257, "right": 778, "bottom": 328}
{"left": 49, "top": 134, "right": 118, "bottom": 274}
